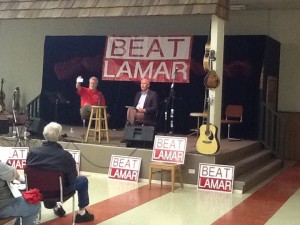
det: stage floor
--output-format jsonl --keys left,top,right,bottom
{"left": 60, "top": 124, "right": 258, "bottom": 154}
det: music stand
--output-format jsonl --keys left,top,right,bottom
{"left": 44, "top": 92, "right": 69, "bottom": 122}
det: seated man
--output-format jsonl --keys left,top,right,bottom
{"left": 126, "top": 78, "right": 159, "bottom": 126}
{"left": 76, "top": 76, "right": 106, "bottom": 119}
{"left": 26, "top": 122, "right": 94, "bottom": 223}
{"left": 0, "top": 161, "right": 41, "bottom": 225}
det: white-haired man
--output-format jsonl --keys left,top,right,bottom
{"left": 26, "top": 122, "right": 94, "bottom": 223}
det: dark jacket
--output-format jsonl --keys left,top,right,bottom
{"left": 26, "top": 142, "right": 77, "bottom": 195}
{"left": 133, "top": 89, "right": 159, "bottom": 125}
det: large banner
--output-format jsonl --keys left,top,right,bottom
{"left": 103, "top": 36, "right": 193, "bottom": 83}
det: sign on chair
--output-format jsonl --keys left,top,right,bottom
{"left": 151, "top": 135, "right": 187, "bottom": 164}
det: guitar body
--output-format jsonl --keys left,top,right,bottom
{"left": 196, "top": 124, "right": 220, "bottom": 155}
{"left": 204, "top": 70, "right": 220, "bottom": 89}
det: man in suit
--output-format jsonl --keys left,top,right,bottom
{"left": 126, "top": 78, "right": 158, "bottom": 126}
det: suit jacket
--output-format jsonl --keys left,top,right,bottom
{"left": 133, "top": 89, "right": 158, "bottom": 125}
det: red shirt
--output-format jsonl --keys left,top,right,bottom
{"left": 77, "top": 87, "right": 106, "bottom": 107}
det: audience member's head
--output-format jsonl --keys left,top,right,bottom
{"left": 43, "top": 122, "right": 62, "bottom": 142}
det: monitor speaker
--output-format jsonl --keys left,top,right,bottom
{"left": 124, "top": 125, "right": 155, "bottom": 148}
{"left": 0, "top": 119, "right": 9, "bottom": 134}
{"left": 27, "top": 117, "right": 47, "bottom": 138}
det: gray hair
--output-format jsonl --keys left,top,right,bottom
{"left": 89, "top": 76, "right": 98, "bottom": 84}
{"left": 43, "top": 122, "right": 62, "bottom": 142}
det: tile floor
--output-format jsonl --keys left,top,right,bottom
{"left": 37, "top": 161, "right": 300, "bottom": 225}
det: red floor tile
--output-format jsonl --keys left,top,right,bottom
{"left": 212, "top": 162, "right": 300, "bottom": 225}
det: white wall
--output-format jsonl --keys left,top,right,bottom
{"left": 0, "top": 10, "right": 298, "bottom": 113}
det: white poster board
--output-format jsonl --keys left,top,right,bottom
{"left": 108, "top": 155, "right": 142, "bottom": 182}
{"left": 152, "top": 135, "right": 187, "bottom": 164}
{"left": 65, "top": 149, "right": 81, "bottom": 173}
{"left": 198, "top": 163, "right": 235, "bottom": 193}
{"left": 0, "top": 147, "right": 29, "bottom": 170}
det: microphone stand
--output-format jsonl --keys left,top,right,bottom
{"left": 169, "top": 81, "right": 175, "bottom": 135}
{"left": 164, "top": 97, "right": 168, "bottom": 136}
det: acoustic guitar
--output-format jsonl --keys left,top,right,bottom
{"left": 204, "top": 48, "right": 219, "bottom": 89}
{"left": 196, "top": 92, "right": 220, "bottom": 155}
{"left": 196, "top": 39, "right": 220, "bottom": 154}
{"left": 0, "top": 79, "right": 6, "bottom": 113}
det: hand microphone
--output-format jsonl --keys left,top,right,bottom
{"left": 171, "top": 68, "right": 178, "bottom": 89}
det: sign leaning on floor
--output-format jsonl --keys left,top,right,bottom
{"left": 198, "top": 163, "right": 235, "bottom": 193}
{"left": 108, "top": 155, "right": 142, "bottom": 182}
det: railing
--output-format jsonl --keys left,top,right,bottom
{"left": 259, "top": 102, "right": 286, "bottom": 164}
{"left": 26, "top": 95, "right": 40, "bottom": 119}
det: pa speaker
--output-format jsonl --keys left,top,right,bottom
{"left": 0, "top": 119, "right": 9, "bottom": 134}
{"left": 27, "top": 117, "right": 47, "bottom": 138}
{"left": 124, "top": 125, "right": 155, "bottom": 148}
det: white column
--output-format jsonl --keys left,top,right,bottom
{"left": 209, "top": 15, "right": 225, "bottom": 140}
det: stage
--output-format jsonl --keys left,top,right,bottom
{"left": 0, "top": 124, "right": 261, "bottom": 187}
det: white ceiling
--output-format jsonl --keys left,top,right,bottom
{"left": 230, "top": 0, "right": 300, "bottom": 10}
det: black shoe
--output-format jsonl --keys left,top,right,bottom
{"left": 53, "top": 206, "right": 66, "bottom": 217}
{"left": 75, "top": 210, "right": 94, "bottom": 223}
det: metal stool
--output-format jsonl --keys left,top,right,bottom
{"left": 85, "top": 106, "right": 109, "bottom": 143}
{"left": 189, "top": 112, "right": 207, "bottom": 136}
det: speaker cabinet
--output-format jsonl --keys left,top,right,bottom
{"left": 27, "top": 117, "right": 47, "bottom": 138}
{"left": 0, "top": 119, "right": 9, "bottom": 134}
{"left": 124, "top": 125, "right": 155, "bottom": 148}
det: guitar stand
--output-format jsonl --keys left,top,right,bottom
{"left": 12, "top": 109, "right": 28, "bottom": 147}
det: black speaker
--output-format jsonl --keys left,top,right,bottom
{"left": 27, "top": 117, "right": 47, "bottom": 137}
{"left": 124, "top": 125, "right": 155, "bottom": 148}
{"left": 0, "top": 119, "right": 9, "bottom": 134}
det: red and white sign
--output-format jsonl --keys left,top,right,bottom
{"left": 108, "top": 155, "right": 142, "bottom": 182}
{"left": 198, "top": 163, "right": 235, "bottom": 193}
{"left": 0, "top": 147, "right": 29, "bottom": 170}
{"left": 152, "top": 135, "right": 187, "bottom": 164}
{"left": 66, "top": 149, "right": 81, "bottom": 173}
{"left": 103, "top": 36, "right": 192, "bottom": 83}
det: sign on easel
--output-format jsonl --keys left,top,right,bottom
{"left": 0, "top": 147, "right": 29, "bottom": 170}
{"left": 152, "top": 135, "right": 187, "bottom": 164}
{"left": 198, "top": 163, "right": 235, "bottom": 193}
{"left": 108, "top": 155, "right": 142, "bottom": 182}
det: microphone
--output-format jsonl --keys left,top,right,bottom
{"left": 171, "top": 68, "right": 178, "bottom": 89}
{"left": 13, "top": 87, "right": 19, "bottom": 98}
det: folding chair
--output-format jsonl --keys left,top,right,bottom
{"left": 221, "top": 104, "right": 243, "bottom": 141}
{"left": 24, "top": 166, "right": 76, "bottom": 225}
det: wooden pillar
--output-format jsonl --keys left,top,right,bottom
{"left": 209, "top": 15, "right": 225, "bottom": 141}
